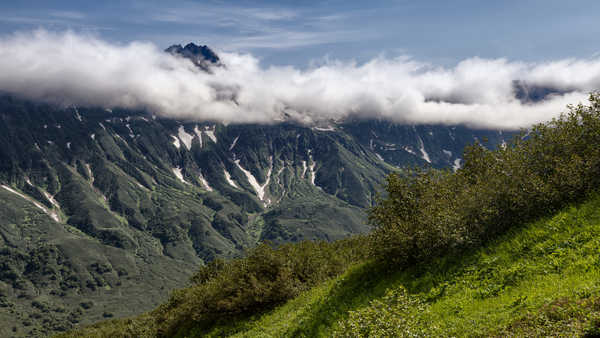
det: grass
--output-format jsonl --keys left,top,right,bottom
{"left": 197, "top": 192, "right": 600, "bottom": 337}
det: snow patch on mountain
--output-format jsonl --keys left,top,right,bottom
{"left": 1, "top": 185, "right": 59, "bottom": 222}
{"left": 301, "top": 160, "right": 307, "bottom": 178}
{"left": 171, "top": 135, "right": 181, "bottom": 149}
{"left": 178, "top": 126, "right": 194, "bottom": 150}
{"left": 277, "top": 166, "right": 285, "bottom": 182}
{"left": 114, "top": 134, "right": 128, "bottom": 146}
{"left": 193, "top": 125, "right": 203, "bottom": 148}
{"left": 223, "top": 169, "right": 238, "bottom": 188}
{"left": 235, "top": 157, "right": 272, "bottom": 203}
{"left": 126, "top": 124, "right": 135, "bottom": 138}
{"left": 204, "top": 126, "right": 217, "bottom": 143}
{"left": 42, "top": 190, "right": 60, "bottom": 210}
{"left": 73, "top": 107, "right": 82, "bottom": 122}
{"left": 308, "top": 153, "right": 317, "bottom": 186}
{"left": 229, "top": 136, "right": 239, "bottom": 151}
{"left": 198, "top": 173, "right": 213, "bottom": 192}
{"left": 417, "top": 135, "right": 431, "bottom": 163}
{"left": 313, "top": 126, "right": 335, "bottom": 132}
{"left": 85, "top": 164, "right": 93, "bottom": 183}
{"left": 172, "top": 167, "right": 187, "bottom": 184}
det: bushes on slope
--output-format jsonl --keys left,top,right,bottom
{"left": 370, "top": 93, "right": 600, "bottom": 266}
{"left": 152, "top": 236, "right": 368, "bottom": 336}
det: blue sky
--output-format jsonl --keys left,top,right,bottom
{"left": 1, "top": 0, "right": 599, "bottom": 66}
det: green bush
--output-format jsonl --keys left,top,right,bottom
{"left": 370, "top": 93, "right": 600, "bottom": 266}
{"left": 334, "top": 287, "right": 430, "bottom": 337}
{"left": 152, "top": 236, "right": 369, "bottom": 336}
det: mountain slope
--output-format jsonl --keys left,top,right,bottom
{"left": 56, "top": 94, "right": 600, "bottom": 337}
{"left": 0, "top": 94, "right": 511, "bottom": 336}
{"left": 0, "top": 186, "right": 194, "bottom": 338}
{"left": 188, "top": 193, "right": 600, "bottom": 337}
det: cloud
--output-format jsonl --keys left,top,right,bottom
{"left": 0, "top": 30, "right": 598, "bottom": 129}
{"left": 49, "top": 10, "right": 86, "bottom": 20}
{"left": 218, "top": 30, "right": 361, "bottom": 50}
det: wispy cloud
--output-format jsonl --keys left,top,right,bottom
{"left": 149, "top": 3, "right": 298, "bottom": 25}
{"left": 0, "top": 2, "right": 369, "bottom": 53}
{"left": 142, "top": 2, "right": 363, "bottom": 51}
{"left": 218, "top": 29, "right": 368, "bottom": 50}
{"left": 49, "top": 10, "right": 86, "bottom": 20}
{"left": 243, "top": 8, "right": 298, "bottom": 21}
{"left": 0, "top": 16, "right": 63, "bottom": 25}
{"left": 0, "top": 10, "right": 106, "bottom": 32}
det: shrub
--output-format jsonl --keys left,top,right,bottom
{"left": 334, "top": 287, "right": 430, "bottom": 337}
{"left": 370, "top": 93, "right": 600, "bottom": 267}
{"left": 153, "top": 235, "right": 369, "bottom": 336}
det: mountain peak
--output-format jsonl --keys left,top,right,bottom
{"left": 165, "top": 43, "right": 221, "bottom": 71}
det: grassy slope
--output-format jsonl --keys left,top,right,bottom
{"left": 202, "top": 193, "right": 600, "bottom": 337}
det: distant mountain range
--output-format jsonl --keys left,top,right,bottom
{"left": 0, "top": 44, "right": 515, "bottom": 337}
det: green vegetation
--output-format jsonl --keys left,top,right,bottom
{"left": 370, "top": 93, "right": 600, "bottom": 267}
{"left": 185, "top": 193, "right": 600, "bottom": 336}
{"left": 60, "top": 194, "right": 600, "bottom": 337}
{"left": 58, "top": 237, "right": 369, "bottom": 337}
{"left": 336, "top": 194, "right": 600, "bottom": 336}
{"left": 58, "top": 94, "right": 600, "bottom": 337}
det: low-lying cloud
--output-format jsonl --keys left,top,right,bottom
{"left": 1, "top": 30, "right": 599, "bottom": 129}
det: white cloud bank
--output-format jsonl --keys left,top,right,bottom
{"left": 0, "top": 30, "right": 599, "bottom": 129}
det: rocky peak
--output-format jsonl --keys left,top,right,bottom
{"left": 165, "top": 43, "right": 221, "bottom": 72}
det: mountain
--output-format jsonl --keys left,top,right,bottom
{"left": 56, "top": 93, "right": 600, "bottom": 338}
{"left": 165, "top": 43, "right": 222, "bottom": 72}
{"left": 0, "top": 95, "right": 512, "bottom": 336}
{"left": 0, "top": 45, "right": 514, "bottom": 336}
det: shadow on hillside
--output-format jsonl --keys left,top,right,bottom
{"left": 284, "top": 228, "right": 533, "bottom": 336}
{"left": 287, "top": 261, "right": 404, "bottom": 336}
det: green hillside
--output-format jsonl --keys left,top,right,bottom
{"left": 222, "top": 193, "right": 600, "bottom": 337}
{"left": 61, "top": 193, "right": 600, "bottom": 337}
{"left": 57, "top": 95, "right": 600, "bottom": 337}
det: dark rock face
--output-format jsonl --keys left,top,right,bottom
{"left": 165, "top": 43, "right": 221, "bottom": 71}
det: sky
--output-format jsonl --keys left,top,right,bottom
{"left": 0, "top": 1, "right": 599, "bottom": 129}
{"left": 1, "top": 0, "right": 599, "bottom": 67}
